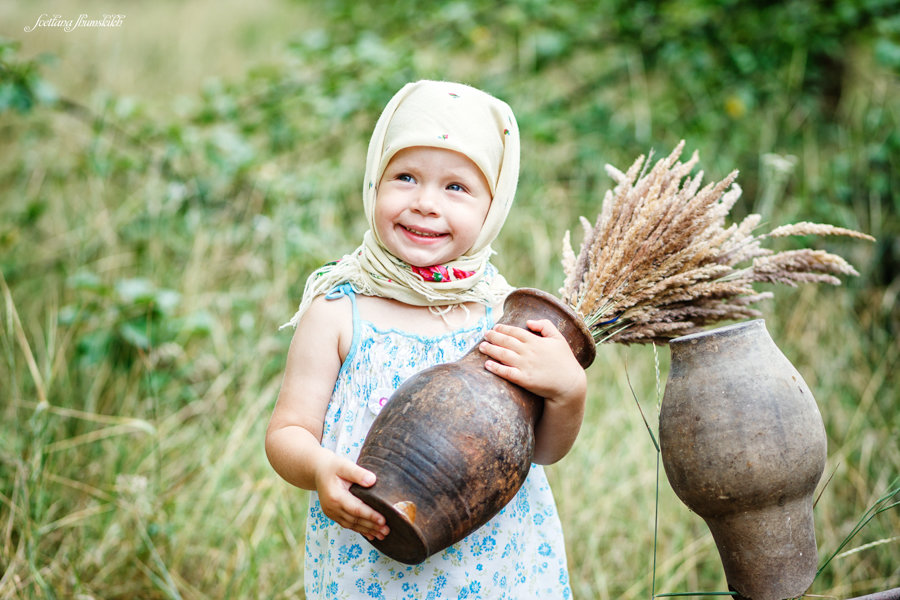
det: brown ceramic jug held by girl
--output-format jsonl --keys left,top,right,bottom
{"left": 350, "top": 288, "right": 596, "bottom": 564}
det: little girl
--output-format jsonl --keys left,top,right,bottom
{"left": 266, "top": 80, "right": 586, "bottom": 599}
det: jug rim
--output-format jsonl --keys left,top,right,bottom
{"left": 669, "top": 318, "right": 766, "bottom": 346}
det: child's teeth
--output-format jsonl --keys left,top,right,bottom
{"left": 408, "top": 227, "right": 439, "bottom": 237}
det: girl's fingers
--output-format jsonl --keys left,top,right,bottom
{"left": 488, "top": 323, "right": 532, "bottom": 343}
{"left": 482, "top": 327, "right": 527, "bottom": 356}
{"left": 338, "top": 482, "right": 387, "bottom": 528}
{"left": 319, "top": 456, "right": 389, "bottom": 537}
{"left": 340, "top": 510, "right": 388, "bottom": 539}
{"left": 336, "top": 460, "right": 377, "bottom": 488}
{"left": 482, "top": 323, "right": 548, "bottom": 364}
{"left": 487, "top": 321, "right": 559, "bottom": 346}
{"left": 479, "top": 340, "right": 519, "bottom": 366}
{"left": 335, "top": 464, "right": 388, "bottom": 530}
{"left": 525, "top": 319, "right": 560, "bottom": 338}
{"left": 483, "top": 358, "right": 519, "bottom": 382}
{"left": 327, "top": 497, "right": 389, "bottom": 538}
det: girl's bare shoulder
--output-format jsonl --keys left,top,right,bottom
{"left": 294, "top": 293, "right": 354, "bottom": 361}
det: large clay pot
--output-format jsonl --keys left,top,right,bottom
{"left": 349, "top": 288, "right": 595, "bottom": 564}
{"left": 659, "top": 319, "right": 827, "bottom": 600}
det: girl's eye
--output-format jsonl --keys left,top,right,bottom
{"left": 447, "top": 183, "right": 466, "bottom": 193}
{"left": 396, "top": 173, "right": 415, "bottom": 183}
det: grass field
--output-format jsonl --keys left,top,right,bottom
{"left": 1, "top": 1, "right": 898, "bottom": 598}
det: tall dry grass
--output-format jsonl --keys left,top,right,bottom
{"left": 0, "top": 138, "right": 312, "bottom": 597}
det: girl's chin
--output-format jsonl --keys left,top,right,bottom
{"left": 393, "top": 247, "right": 457, "bottom": 267}
{"left": 389, "top": 241, "right": 454, "bottom": 266}
{"left": 400, "top": 255, "right": 451, "bottom": 268}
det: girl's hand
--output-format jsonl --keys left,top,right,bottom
{"left": 479, "top": 319, "right": 588, "bottom": 464}
{"left": 479, "top": 320, "right": 585, "bottom": 403}
{"left": 314, "top": 452, "right": 390, "bottom": 541}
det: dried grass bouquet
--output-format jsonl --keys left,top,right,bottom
{"left": 560, "top": 141, "right": 874, "bottom": 345}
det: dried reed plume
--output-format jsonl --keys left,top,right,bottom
{"left": 560, "top": 141, "right": 875, "bottom": 345}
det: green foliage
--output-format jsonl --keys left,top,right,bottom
{"left": 0, "top": 1, "right": 898, "bottom": 598}
{"left": 60, "top": 272, "right": 187, "bottom": 367}
{"left": 0, "top": 38, "right": 58, "bottom": 114}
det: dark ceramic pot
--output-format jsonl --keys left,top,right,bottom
{"left": 659, "top": 319, "right": 827, "bottom": 600}
{"left": 349, "top": 288, "right": 595, "bottom": 564}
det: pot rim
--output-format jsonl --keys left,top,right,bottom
{"left": 669, "top": 318, "right": 766, "bottom": 346}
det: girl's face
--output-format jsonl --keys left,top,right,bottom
{"left": 375, "top": 146, "right": 492, "bottom": 267}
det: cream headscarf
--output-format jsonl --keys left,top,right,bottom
{"left": 285, "top": 80, "right": 520, "bottom": 328}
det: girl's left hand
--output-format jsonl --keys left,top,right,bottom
{"left": 479, "top": 319, "right": 585, "bottom": 404}
{"left": 479, "top": 319, "right": 588, "bottom": 464}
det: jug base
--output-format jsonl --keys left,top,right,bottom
{"left": 350, "top": 483, "right": 429, "bottom": 565}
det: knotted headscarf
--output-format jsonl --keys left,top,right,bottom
{"left": 285, "top": 80, "right": 520, "bottom": 328}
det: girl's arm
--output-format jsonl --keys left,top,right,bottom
{"left": 479, "top": 320, "right": 587, "bottom": 465}
{"left": 265, "top": 295, "right": 389, "bottom": 541}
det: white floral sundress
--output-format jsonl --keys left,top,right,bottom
{"left": 304, "top": 285, "right": 572, "bottom": 599}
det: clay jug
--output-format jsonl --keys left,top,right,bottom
{"left": 350, "top": 288, "right": 595, "bottom": 564}
{"left": 659, "top": 319, "right": 827, "bottom": 600}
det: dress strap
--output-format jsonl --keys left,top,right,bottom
{"left": 324, "top": 283, "right": 361, "bottom": 367}
{"left": 324, "top": 282, "right": 356, "bottom": 301}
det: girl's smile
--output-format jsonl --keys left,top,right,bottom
{"left": 400, "top": 224, "right": 444, "bottom": 239}
{"left": 374, "top": 146, "right": 492, "bottom": 268}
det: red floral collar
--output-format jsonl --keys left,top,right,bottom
{"left": 411, "top": 265, "right": 475, "bottom": 283}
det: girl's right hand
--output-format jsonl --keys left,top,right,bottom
{"left": 314, "top": 453, "right": 390, "bottom": 541}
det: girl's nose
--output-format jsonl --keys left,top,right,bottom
{"left": 411, "top": 184, "right": 440, "bottom": 215}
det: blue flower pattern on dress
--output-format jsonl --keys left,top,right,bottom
{"left": 304, "top": 286, "right": 572, "bottom": 598}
